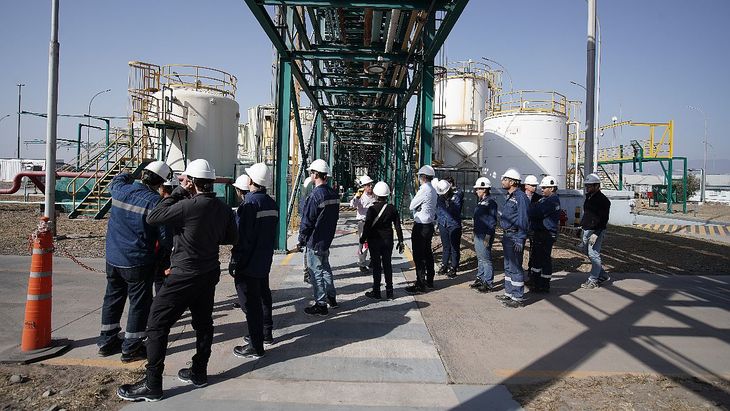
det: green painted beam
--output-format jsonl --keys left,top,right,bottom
{"left": 322, "top": 105, "right": 398, "bottom": 112}
{"left": 426, "top": 0, "right": 469, "bottom": 58}
{"left": 313, "top": 85, "right": 406, "bottom": 94}
{"left": 313, "top": 111, "right": 323, "bottom": 160}
{"left": 419, "top": 14, "right": 435, "bottom": 166}
{"left": 244, "top": 0, "right": 287, "bottom": 53}
{"left": 259, "top": 0, "right": 442, "bottom": 10}
{"left": 274, "top": 57, "right": 293, "bottom": 251}
{"left": 292, "top": 50, "right": 409, "bottom": 63}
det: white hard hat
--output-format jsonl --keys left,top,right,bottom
{"left": 473, "top": 177, "right": 492, "bottom": 189}
{"left": 373, "top": 181, "right": 390, "bottom": 197}
{"left": 435, "top": 179, "right": 451, "bottom": 195}
{"left": 417, "top": 165, "right": 435, "bottom": 177}
{"left": 183, "top": 159, "right": 216, "bottom": 180}
{"left": 307, "top": 159, "right": 330, "bottom": 174}
{"left": 501, "top": 168, "right": 521, "bottom": 181}
{"left": 584, "top": 173, "right": 601, "bottom": 185}
{"left": 144, "top": 160, "right": 172, "bottom": 180}
{"left": 524, "top": 175, "right": 539, "bottom": 186}
{"left": 539, "top": 175, "right": 558, "bottom": 188}
{"left": 233, "top": 174, "right": 251, "bottom": 191}
{"left": 359, "top": 175, "right": 374, "bottom": 186}
{"left": 163, "top": 173, "right": 180, "bottom": 187}
{"left": 302, "top": 176, "right": 312, "bottom": 188}
{"left": 245, "top": 162, "right": 271, "bottom": 187}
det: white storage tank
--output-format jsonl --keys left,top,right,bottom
{"left": 433, "top": 61, "right": 490, "bottom": 168}
{"left": 481, "top": 90, "right": 568, "bottom": 186}
{"left": 155, "top": 65, "right": 240, "bottom": 177}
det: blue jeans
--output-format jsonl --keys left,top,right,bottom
{"left": 439, "top": 224, "right": 462, "bottom": 270}
{"left": 474, "top": 234, "right": 494, "bottom": 285}
{"left": 98, "top": 263, "right": 154, "bottom": 354}
{"left": 306, "top": 249, "right": 336, "bottom": 306}
{"left": 502, "top": 234, "right": 525, "bottom": 301}
{"left": 582, "top": 229, "right": 608, "bottom": 282}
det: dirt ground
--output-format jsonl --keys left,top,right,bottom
{"left": 1, "top": 201, "right": 729, "bottom": 409}
{"left": 636, "top": 200, "right": 730, "bottom": 224}
{"left": 509, "top": 375, "right": 730, "bottom": 411}
{"left": 0, "top": 364, "right": 142, "bottom": 411}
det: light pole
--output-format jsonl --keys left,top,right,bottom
{"left": 687, "top": 105, "right": 708, "bottom": 204}
{"left": 17, "top": 84, "right": 25, "bottom": 159}
{"left": 0, "top": 114, "right": 10, "bottom": 124}
{"left": 87, "top": 88, "right": 111, "bottom": 156}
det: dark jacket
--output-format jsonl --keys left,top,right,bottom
{"left": 105, "top": 173, "right": 164, "bottom": 268}
{"left": 298, "top": 183, "right": 340, "bottom": 254}
{"left": 359, "top": 201, "right": 404, "bottom": 245}
{"left": 231, "top": 189, "right": 278, "bottom": 277}
{"left": 500, "top": 189, "right": 530, "bottom": 242}
{"left": 473, "top": 197, "right": 498, "bottom": 238}
{"left": 528, "top": 194, "right": 561, "bottom": 236}
{"left": 436, "top": 189, "right": 463, "bottom": 228}
{"left": 147, "top": 186, "right": 238, "bottom": 276}
{"left": 582, "top": 190, "right": 611, "bottom": 230}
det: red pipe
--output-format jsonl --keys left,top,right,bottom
{"left": 0, "top": 171, "right": 102, "bottom": 195}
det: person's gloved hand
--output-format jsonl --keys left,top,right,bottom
{"left": 513, "top": 241, "right": 523, "bottom": 254}
{"left": 588, "top": 233, "right": 599, "bottom": 247}
{"left": 397, "top": 242, "right": 405, "bottom": 254}
{"left": 228, "top": 260, "right": 237, "bottom": 277}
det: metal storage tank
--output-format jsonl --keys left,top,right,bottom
{"left": 433, "top": 61, "right": 490, "bottom": 168}
{"left": 157, "top": 65, "right": 240, "bottom": 177}
{"left": 481, "top": 90, "right": 568, "bottom": 185}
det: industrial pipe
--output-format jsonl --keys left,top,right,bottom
{"left": 0, "top": 171, "right": 102, "bottom": 195}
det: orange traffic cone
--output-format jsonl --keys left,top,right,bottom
{"left": 21, "top": 216, "right": 54, "bottom": 351}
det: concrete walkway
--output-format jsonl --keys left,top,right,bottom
{"left": 0, "top": 216, "right": 520, "bottom": 410}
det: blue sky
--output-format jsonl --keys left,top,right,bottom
{"left": 1, "top": 0, "right": 728, "bottom": 172}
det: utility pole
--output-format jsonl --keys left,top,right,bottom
{"left": 17, "top": 84, "right": 25, "bottom": 159}
{"left": 584, "top": 0, "right": 597, "bottom": 176}
{"left": 45, "top": 0, "right": 60, "bottom": 234}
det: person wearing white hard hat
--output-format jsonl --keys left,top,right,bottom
{"left": 98, "top": 160, "right": 171, "bottom": 364}
{"left": 526, "top": 176, "right": 562, "bottom": 293}
{"left": 579, "top": 173, "right": 611, "bottom": 289}
{"left": 521, "top": 174, "right": 542, "bottom": 289}
{"left": 119, "top": 159, "right": 238, "bottom": 402}
{"left": 495, "top": 168, "right": 530, "bottom": 308}
{"left": 228, "top": 174, "right": 252, "bottom": 309}
{"left": 230, "top": 162, "right": 279, "bottom": 359}
{"left": 436, "top": 176, "right": 464, "bottom": 278}
{"left": 300, "top": 176, "right": 314, "bottom": 283}
{"left": 350, "top": 175, "right": 376, "bottom": 271}
{"left": 405, "top": 164, "right": 438, "bottom": 293}
{"left": 359, "top": 181, "right": 404, "bottom": 300}
{"left": 298, "top": 158, "right": 340, "bottom": 316}
{"left": 470, "top": 177, "right": 498, "bottom": 293}
{"left": 153, "top": 174, "right": 180, "bottom": 295}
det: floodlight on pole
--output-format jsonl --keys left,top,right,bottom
{"left": 87, "top": 88, "right": 111, "bottom": 156}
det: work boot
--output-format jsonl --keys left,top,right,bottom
{"left": 233, "top": 344, "right": 265, "bottom": 359}
{"left": 469, "top": 279, "right": 483, "bottom": 289}
{"left": 117, "top": 378, "right": 162, "bottom": 402}
{"left": 494, "top": 294, "right": 512, "bottom": 302}
{"left": 404, "top": 283, "right": 426, "bottom": 294}
{"left": 385, "top": 287, "right": 394, "bottom": 299}
{"left": 327, "top": 296, "right": 339, "bottom": 308}
{"left": 177, "top": 368, "right": 208, "bottom": 388}
{"left": 244, "top": 334, "right": 274, "bottom": 346}
{"left": 581, "top": 280, "right": 599, "bottom": 289}
{"left": 120, "top": 344, "right": 147, "bottom": 363}
{"left": 97, "top": 337, "right": 122, "bottom": 357}
{"left": 365, "top": 290, "right": 381, "bottom": 300}
{"left": 437, "top": 265, "right": 448, "bottom": 276}
{"left": 477, "top": 283, "right": 494, "bottom": 293}
{"left": 501, "top": 299, "right": 524, "bottom": 309}
{"left": 304, "top": 304, "right": 328, "bottom": 316}
{"left": 446, "top": 267, "right": 457, "bottom": 279}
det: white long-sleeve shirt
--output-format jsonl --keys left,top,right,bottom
{"left": 350, "top": 192, "right": 376, "bottom": 221}
{"left": 409, "top": 181, "right": 437, "bottom": 224}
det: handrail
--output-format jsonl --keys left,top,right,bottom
{"left": 489, "top": 90, "right": 567, "bottom": 116}
{"left": 161, "top": 64, "right": 237, "bottom": 98}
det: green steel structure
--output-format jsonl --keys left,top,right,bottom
{"left": 244, "top": 0, "right": 469, "bottom": 250}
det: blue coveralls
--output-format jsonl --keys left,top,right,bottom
{"left": 473, "top": 196, "right": 498, "bottom": 285}
{"left": 527, "top": 194, "right": 561, "bottom": 291}
{"left": 436, "top": 188, "right": 463, "bottom": 271}
{"left": 500, "top": 189, "right": 530, "bottom": 301}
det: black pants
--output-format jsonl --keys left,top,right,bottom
{"left": 530, "top": 231, "right": 555, "bottom": 291}
{"left": 145, "top": 270, "right": 220, "bottom": 389}
{"left": 369, "top": 239, "right": 394, "bottom": 293}
{"left": 153, "top": 252, "right": 170, "bottom": 295}
{"left": 411, "top": 222, "right": 435, "bottom": 286}
{"left": 235, "top": 276, "right": 270, "bottom": 353}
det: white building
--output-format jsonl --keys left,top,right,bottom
{"left": 689, "top": 174, "right": 730, "bottom": 204}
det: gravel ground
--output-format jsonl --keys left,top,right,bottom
{"left": 0, "top": 363, "right": 142, "bottom": 411}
